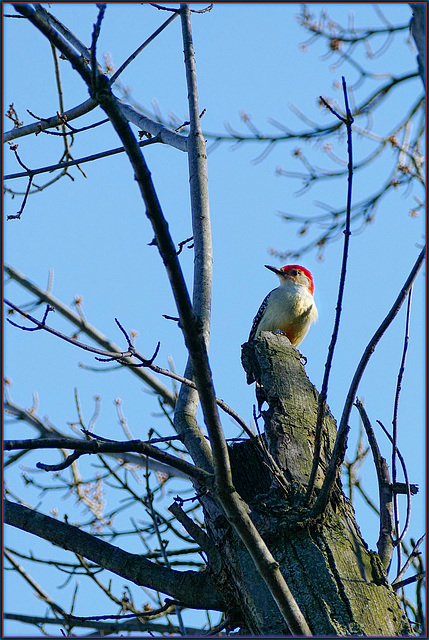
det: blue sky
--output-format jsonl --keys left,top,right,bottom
{"left": 3, "top": 3, "right": 426, "bottom": 635}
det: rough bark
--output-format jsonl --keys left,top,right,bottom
{"left": 203, "top": 332, "right": 411, "bottom": 635}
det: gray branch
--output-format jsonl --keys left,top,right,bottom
{"left": 4, "top": 613, "right": 203, "bottom": 635}
{"left": 4, "top": 98, "right": 97, "bottom": 143}
{"left": 311, "top": 245, "right": 426, "bottom": 518}
{"left": 409, "top": 4, "right": 426, "bottom": 87}
{"left": 4, "top": 437, "right": 213, "bottom": 486}
{"left": 354, "top": 399, "right": 393, "bottom": 569}
{"left": 4, "top": 500, "right": 225, "bottom": 612}
{"left": 173, "top": 3, "right": 215, "bottom": 470}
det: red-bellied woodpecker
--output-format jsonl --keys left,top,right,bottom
{"left": 248, "top": 264, "right": 318, "bottom": 345}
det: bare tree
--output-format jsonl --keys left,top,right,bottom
{"left": 3, "top": 3, "right": 425, "bottom": 636}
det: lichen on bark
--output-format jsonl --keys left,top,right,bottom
{"left": 230, "top": 332, "right": 412, "bottom": 635}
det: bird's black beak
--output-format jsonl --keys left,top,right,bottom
{"left": 265, "top": 265, "right": 283, "bottom": 276}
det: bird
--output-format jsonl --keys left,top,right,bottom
{"left": 248, "top": 264, "right": 318, "bottom": 346}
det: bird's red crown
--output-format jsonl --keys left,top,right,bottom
{"left": 280, "top": 264, "right": 315, "bottom": 296}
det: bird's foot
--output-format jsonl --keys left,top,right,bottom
{"left": 298, "top": 350, "right": 307, "bottom": 365}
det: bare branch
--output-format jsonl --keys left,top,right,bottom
{"left": 392, "top": 534, "right": 426, "bottom": 588}
{"left": 169, "top": 500, "right": 222, "bottom": 573}
{"left": 409, "top": 4, "right": 426, "bottom": 86}
{"left": 5, "top": 136, "right": 160, "bottom": 181}
{"left": 3, "top": 98, "right": 98, "bottom": 143}
{"left": 376, "top": 420, "right": 414, "bottom": 554}
{"left": 179, "top": 8, "right": 313, "bottom": 635}
{"left": 4, "top": 500, "right": 225, "bottom": 611}
{"left": 116, "top": 102, "right": 189, "bottom": 151}
{"left": 12, "top": 4, "right": 93, "bottom": 85}
{"left": 173, "top": 3, "right": 216, "bottom": 470}
{"left": 109, "top": 12, "right": 179, "bottom": 85}
{"left": 3, "top": 612, "right": 200, "bottom": 635}
{"left": 4, "top": 298, "right": 137, "bottom": 358}
{"left": 143, "top": 465, "right": 186, "bottom": 634}
{"left": 354, "top": 399, "right": 394, "bottom": 569}
{"left": 5, "top": 272, "right": 252, "bottom": 438}
{"left": 391, "top": 290, "right": 413, "bottom": 562}
{"left": 4, "top": 548, "right": 68, "bottom": 618}
{"left": 310, "top": 244, "right": 425, "bottom": 518}
{"left": 4, "top": 437, "right": 214, "bottom": 487}
{"left": 4, "top": 396, "right": 189, "bottom": 478}
{"left": 90, "top": 4, "right": 106, "bottom": 90}
{"left": 306, "top": 77, "right": 354, "bottom": 504}
{"left": 8, "top": 5, "right": 187, "bottom": 152}
{"left": 4, "top": 264, "right": 176, "bottom": 407}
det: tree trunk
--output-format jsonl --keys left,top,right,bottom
{"left": 204, "top": 333, "right": 411, "bottom": 635}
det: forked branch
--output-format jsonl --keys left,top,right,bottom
{"left": 4, "top": 500, "right": 224, "bottom": 612}
{"left": 306, "top": 77, "right": 354, "bottom": 504}
{"left": 310, "top": 244, "right": 425, "bottom": 518}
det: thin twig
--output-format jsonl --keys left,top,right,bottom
{"left": 6, "top": 145, "right": 34, "bottom": 219}
{"left": 392, "top": 289, "right": 413, "bottom": 570}
{"left": 168, "top": 500, "right": 222, "bottom": 572}
{"left": 107, "top": 319, "right": 254, "bottom": 438}
{"left": 354, "top": 399, "right": 393, "bottom": 568}
{"left": 7, "top": 175, "right": 34, "bottom": 220}
{"left": 144, "top": 464, "right": 186, "bottom": 635}
{"left": 392, "top": 534, "right": 426, "bottom": 587}
{"left": 5, "top": 292, "right": 251, "bottom": 436}
{"left": 310, "top": 245, "right": 425, "bottom": 518}
{"left": 4, "top": 264, "right": 177, "bottom": 407}
{"left": 4, "top": 549, "right": 68, "bottom": 617}
{"left": 391, "top": 572, "right": 425, "bottom": 590}
{"left": 376, "top": 420, "right": 413, "bottom": 553}
{"left": 306, "top": 77, "right": 354, "bottom": 503}
{"left": 4, "top": 98, "right": 98, "bottom": 143}
{"left": 109, "top": 12, "right": 179, "bottom": 86}
{"left": 37, "top": 450, "right": 83, "bottom": 471}
{"left": 150, "top": 3, "right": 180, "bottom": 12}
{"left": 5, "top": 299, "right": 134, "bottom": 358}
{"left": 4, "top": 437, "right": 214, "bottom": 487}
{"left": 50, "top": 44, "right": 75, "bottom": 173}
{"left": 90, "top": 4, "right": 106, "bottom": 91}
{"left": 5, "top": 136, "right": 161, "bottom": 181}
{"left": 5, "top": 500, "right": 225, "bottom": 612}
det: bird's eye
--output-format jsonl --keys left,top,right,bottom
{"left": 290, "top": 269, "right": 298, "bottom": 276}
